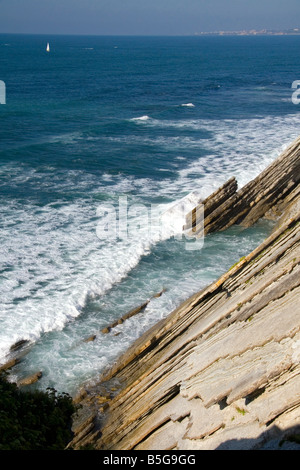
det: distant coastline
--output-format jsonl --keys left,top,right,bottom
{"left": 194, "top": 28, "right": 300, "bottom": 36}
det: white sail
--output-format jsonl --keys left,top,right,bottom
{"left": 46, "top": 43, "right": 50, "bottom": 52}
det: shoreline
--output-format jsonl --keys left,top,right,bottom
{"left": 68, "top": 135, "right": 300, "bottom": 450}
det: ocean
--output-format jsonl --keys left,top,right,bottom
{"left": 0, "top": 34, "right": 299, "bottom": 395}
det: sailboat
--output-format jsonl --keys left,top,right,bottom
{"left": 46, "top": 42, "right": 50, "bottom": 52}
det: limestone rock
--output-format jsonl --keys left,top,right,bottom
{"left": 185, "top": 136, "right": 300, "bottom": 236}
{"left": 68, "top": 136, "right": 300, "bottom": 451}
{"left": 17, "top": 371, "right": 42, "bottom": 387}
{"left": 0, "top": 357, "right": 20, "bottom": 372}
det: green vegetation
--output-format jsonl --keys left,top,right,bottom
{"left": 229, "top": 256, "right": 246, "bottom": 271}
{"left": 235, "top": 406, "right": 248, "bottom": 416}
{"left": 0, "top": 373, "right": 76, "bottom": 450}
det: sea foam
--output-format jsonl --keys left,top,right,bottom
{"left": 130, "top": 115, "right": 151, "bottom": 122}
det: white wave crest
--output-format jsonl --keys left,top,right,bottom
{"left": 130, "top": 115, "right": 151, "bottom": 122}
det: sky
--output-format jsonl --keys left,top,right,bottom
{"left": 0, "top": 0, "right": 300, "bottom": 36}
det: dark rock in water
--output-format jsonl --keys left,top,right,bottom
{"left": 152, "top": 288, "right": 167, "bottom": 298}
{"left": 17, "top": 371, "right": 42, "bottom": 387}
{"left": 101, "top": 327, "right": 111, "bottom": 334}
{"left": 10, "top": 339, "right": 30, "bottom": 352}
{"left": 83, "top": 335, "right": 97, "bottom": 343}
{"left": 0, "top": 340, "right": 32, "bottom": 374}
{"left": 0, "top": 357, "right": 21, "bottom": 371}
{"left": 101, "top": 291, "right": 166, "bottom": 334}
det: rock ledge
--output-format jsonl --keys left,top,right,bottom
{"left": 68, "top": 137, "right": 300, "bottom": 451}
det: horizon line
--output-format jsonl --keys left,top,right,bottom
{"left": 1, "top": 29, "right": 300, "bottom": 38}
{"left": 0, "top": 30, "right": 300, "bottom": 38}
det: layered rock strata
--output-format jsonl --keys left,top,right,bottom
{"left": 68, "top": 137, "right": 300, "bottom": 451}
{"left": 185, "top": 136, "right": 300, "bottom": 236}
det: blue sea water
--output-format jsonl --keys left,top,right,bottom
{"left": 0, "top": 34, "right": 300, "bottom": 395}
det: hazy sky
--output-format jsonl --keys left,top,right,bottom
{"left": 0, "top": 0, "right": 300, "bottom": 35}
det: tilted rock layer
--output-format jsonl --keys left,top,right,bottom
{"left": 185, "top": 136, "right": 300, "bottom": 236}
{"left": 69, "top": 137, "right": 300, "bottom": 451}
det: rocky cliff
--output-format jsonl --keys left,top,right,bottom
{"left": 68, "top": 136, "right": 300, "bottom": 451}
